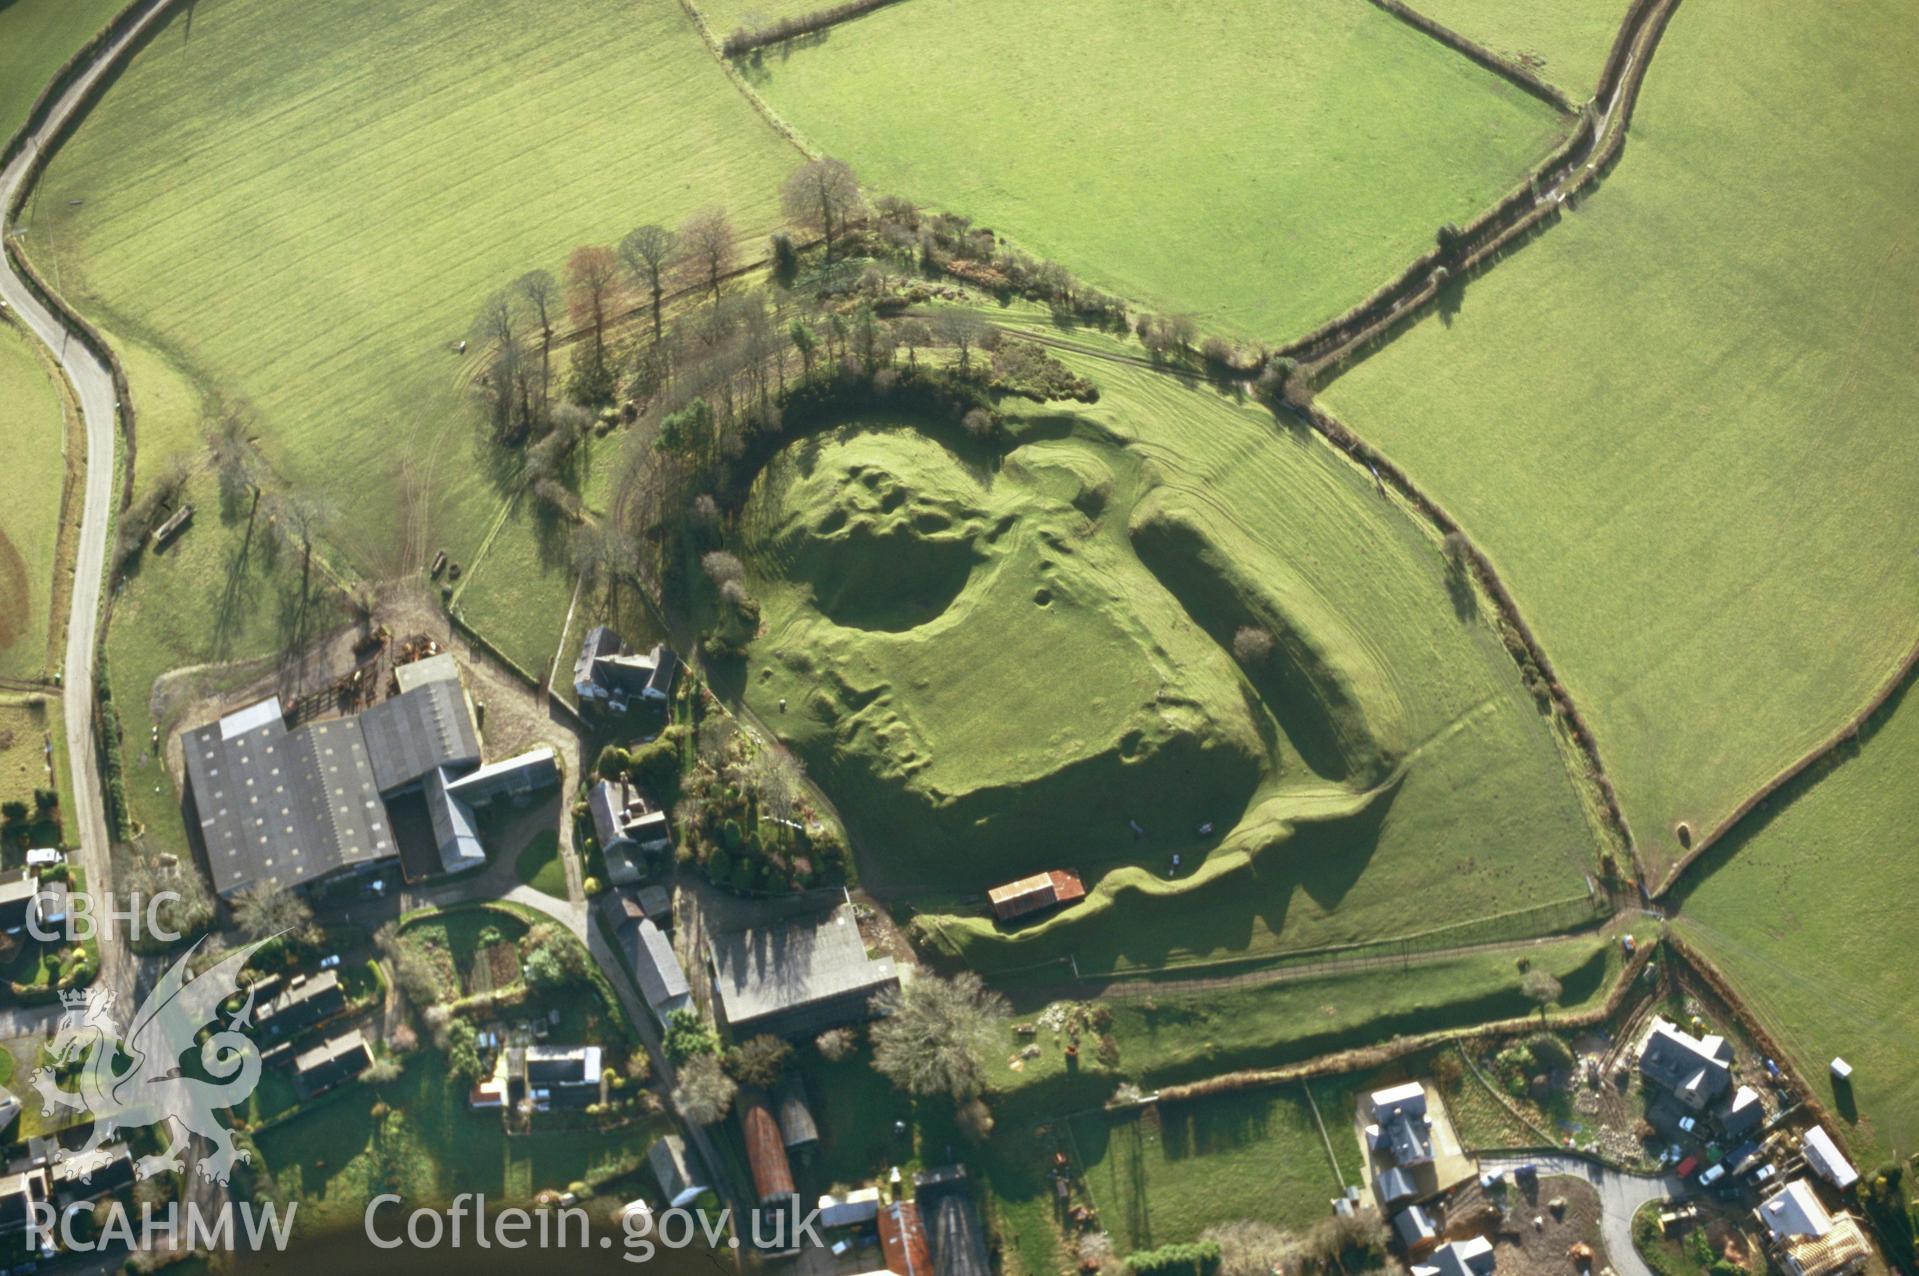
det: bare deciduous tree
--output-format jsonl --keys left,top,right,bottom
{"left": 620, "top": 224, "right": 677, "bottom": 344}
{"left": 779, "top": 158, "right": 863, "bottom": 260}
{"left": 1522, "top": 969, "right": 1563, "bottom": 1021}
{"left": 515, "top": 269, "right": 560, "bottom": 416}
{"left": 671, "top": 1053, "right": 737, "bottom": 1125}
{"left": 1232, "top": 625, "right": 1275, "bottom": 664}
{"left": 868, "top": 971, "right": 1007, "bottom": 1101}
{"left": 231, "top": 882, "right": 315, "bottom": 943}
{"left": 676, "top": 207, "right": 737, "bottom": 302}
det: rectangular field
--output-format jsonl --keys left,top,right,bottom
{"left": 1674, "top": 678, "right": 1919, "bottom": 1172}
{"left": 744, "top": 0, "right": 1568, "bottom": 340}
{"left": 1321, "top": 0, "right": 1919, "bottom": 880}
{"left": 1072, "top": 1088, "right": 1340, "bottom": 1249}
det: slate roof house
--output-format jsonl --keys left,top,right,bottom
{"left": 573, "top": 627, "right": 677, "bottom": 713}
{"left": 1717, "top": 1084, "right": 1765, "bottom": 1139}
{"left": 185, "top": 670, "right": 557, "bottom": 896}
{"left": 707, "top": 902, "right": 899, "bottom": 1039}
{"left": 1366, "top": 1082, "right": 1435, "bottom": 1167}
{"left": 1638, "top": 1017, "right": 1734, "bottom": 1109}
{"left": 619, "top": 916, "right": 692, "bottom": 1026}
{"left": 588, "top": 778, "right": 672, "bottom": 883}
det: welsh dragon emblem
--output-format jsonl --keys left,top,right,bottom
{"left": 32, "top": 936, "right": 273, "bottom": 1184}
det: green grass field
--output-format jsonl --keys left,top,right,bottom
{"left": 1674, "top": 678, "right": 1919, "bottom": 1171}
{"left": 1398, "top": 0, "right": 1629, "bottom": 97}
{"left": 741, "top": 338, "right": 1602, "bottom": 972}
{"left": 0, "top": 0, "right": 127, "bottom": 145}
{"left": 741, "top": 0, "right": 1567, "bottom": 340}
{"left": 0, "top": 319, "right": 72, "bottom": 681}
{"left": 1321, "top": 0, "right": 1919, "bottom": 880}
{"left": 22, "top": 0, "right": 801, "bottom": 690}
{"left": 1073, "top": 1087, "right": 1340, "bottom": 1249}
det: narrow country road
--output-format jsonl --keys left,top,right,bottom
{"left": 1477, "top": 1152, "right": 1691, "bottom": 1276}
{"left": 0, "top": 0, "right": 178, "bottom": 1002}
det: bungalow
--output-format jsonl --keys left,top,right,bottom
{"left": 0, "top": 871, "right": 41, "bottom": 936}
{"left": 986, "top": 869, "right": 1086, "bottom": 923}
{"left": 573, "top": 627, "right": 678, "bottom": 713}
{"left": 50, "top": 1143, "right": 134, "bottom": 1205}
{"left": 817, "top": 1186, "right": 881, "bottom": 1228}
{"left": 739, "top": 1091, "right": 796, "bottom": 1210}
{"left": 1413, "top": 1236, "right": 1498, "bottom": 1276}
{"left": 0, "top": 1167, "right": 49, "bottom": 1246}
{"left": 1800, "top": 1126, "right": 1858, "bottom": 1191}
{"left": 1639, "top": 1017, "right": 1734, "bottom": 1110}
{"left": 256, "top": 969, "right": 345, "bottom": 1040}
{"left": 647, "top": 1134, "right": 708, "bottom": 1209}
{"left": 1758, "top": 1180, "right": 1871, "bottom": 1276}
{"left": 525, "top": 1045, "right": 602, "bottom": 1110}
{"left": 294, "top": 1028, "right": 372, "bottom": 1096}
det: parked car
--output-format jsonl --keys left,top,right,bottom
{"left": 1698, "top": 1164, "right": 1728, "bottom": 1187}
{"left": 1675, "top": 1155, "right": 1701, "bottom": 1178}
{"left": 1679, "top": 1116, "right": 1698, "bottom": 1133}
{"left": 1750, "top": 1164, "right": 1777, "bottom": 1186}
{"left": 318, "top": 954, "right": 342, "bottom": 970}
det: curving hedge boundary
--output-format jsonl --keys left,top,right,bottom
{"left": 2, "top": 0, "right": 186, "bottom": 514}
{"left": 1277, "top": 0, "right": 1678, "bottom": 376}
{"left": 1365, "top": 0, "right": 1577, "bottom": 115}
{"left": 1295, "top": 399, "right": 1635, "bottom": 859}
{"left": 719, "top": 0, "right": 908, "bottom": 56}
{"left": 1655, "top": 637, "right": 1919, "bottom": 898}
{"left": 1153, "top": 938, "right": 1656, "bottom": 1108}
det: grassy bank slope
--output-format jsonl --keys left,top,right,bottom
{"left": 1674, "top": 678, "right": 1919, "bottom": 1171}
{"left": 21, "top": 0, "right": 797, "bottom": 679}
{"left": 742, "top": 0, "right": 1566, "bottom": 340}
{"left": 0, "top": 0, "right": 127, "bottom": 144}
{"left": 0, "top": 321, "right": 72, "bottom": 681}
{"left": 1322, "top": 0, "right": 1919, "bottom": 879}
{"left": 741, "top": 334, "right": 1601, "bottom": 973}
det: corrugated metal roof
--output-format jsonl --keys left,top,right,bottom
{"left": 740, "top": 1092, "right": 795, "bottom": 1203}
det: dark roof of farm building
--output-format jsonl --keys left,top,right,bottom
{"left": 574, "top": 626, "right": 622, "bottom": 693}
{"left": 706, "top": 902, "right": 898, "bottom": 1031}
{"left": 257, "top": 970, "right": 344, "bottom": 1036}
{"left": 987, "top": 869, "right": 1085, "bottom": 920}
{"left": 186, "top": 683, "right": 480, "bottom": 897}
{"left": 739, "top": 1091, "right": 795, "bottom": 1204}
{"left": 186, "top": 698, "right": 392, "bottom": 898}
{"left": 357, "top": 680, "right": 480, "bottom": 792}
{"left": 925, "top": 1190, "right": 990, "bottom": 1276}
{"left": 526, "top": 1045, "right": 601, "bottom": 1087}
{"left": 0, "top": 872, "right": 38, "bottom": 928}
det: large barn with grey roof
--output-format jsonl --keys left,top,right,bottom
{"left": 184, "top": 662, "right": 553, "bottom": 898}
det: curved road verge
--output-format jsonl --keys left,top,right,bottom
{"left": 1, "top": 0, "right": 181, "bottom": 999}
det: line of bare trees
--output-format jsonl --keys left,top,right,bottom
{"left": 719, "top": 0, "right": 905, "bottom": 56}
